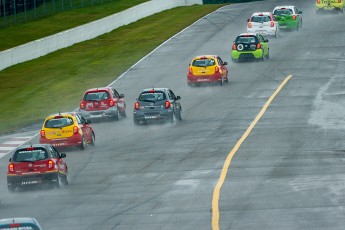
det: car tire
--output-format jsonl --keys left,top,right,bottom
{"left": 175, "top": 109, "right": 182, "bottom": 121}
{"left": 134, "top": 118, "right": 140, "bottom": 125}
{"left": 113, "top": 108, "right": 120, "bottom": 121}
{"left": 63, "top": 173, "right": 69, "bottom": 185}
{"left": 55, "top": 173, "right": 64, "bottom": 189}
{"left": 8, "top": 185, "right": 15, "bottom": 193}
{"left": 121, "top": 108, "right": 126, "bottom": 118}
{"left": 90, "top": 132, "right": 95, "bottom": 146}
{"left": 80, "top": 136, "right": 86, "bottom": 150}
{"left": 220, "top": 77, "right": 224, "bottom": 86}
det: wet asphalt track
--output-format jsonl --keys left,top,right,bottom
{"left": 1, "top": 0, "right": 345, "bottom": 229}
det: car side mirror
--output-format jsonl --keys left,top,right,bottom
{"left": 264, "top": 39, "right": 269, "bottom": 42}
{"left": 60, "top": 153, "right": 66, "bottom": 158}
{"left": 176, "top": 96, "right": 181, "bottom": 100}
{"left": 86, "top": 119, "right": 92, "bottom": 124}
{"left": 188, "top": 63, "right": 191, "bottom": 66}
{"left": 9, "top": 158, "right": 11, "bottom": 162}
{"left": 223, "top": 62, "right": 228, "bottom": 65}
{"left": 119, "top": 94, "right": 125, "bottom": 98}
{"left": 247, "top": 19, "right": 250, "bottom": 22}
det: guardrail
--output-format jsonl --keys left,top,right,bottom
{"left": 0, "top": 0, "right": 202, "bottom": 71}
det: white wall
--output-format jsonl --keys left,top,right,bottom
{"left": 0, "top": 0, "right": 203, "bottom": 71}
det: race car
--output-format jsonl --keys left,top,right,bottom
{"left": 78, "top": 87, "right": 126, "bottom": 121}
{"left": 7, "top": 144, "right": 68, "bottom": 192}
{"left": 133, "top": 88, "right": 182, "bottom": 125}
{"left": 187, "top": 55, "right": 229, "bottom": 86}
{"left": 0, "top": 218, "right": 42, "bottom": 230}
{"left": 273, "top": 6, "right": 303, "bottom": 30}
{"left": 247, "top": 12, "right": 279, "bottom": 38}
{"left": 231, "top": 33, "right": 269, "bottom": 62}
{"left": 316, "top": 0, "right": 344, "bottom": 13}
{"left": 39, "top": 112, "right": 95, "bottom": 150}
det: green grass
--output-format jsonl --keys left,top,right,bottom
{"left": 0, "top": 4, "right": 223, "bottom": 135}
{"left": 0, "top": 0, "right": 149, "bottom": 51}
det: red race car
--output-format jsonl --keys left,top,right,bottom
{"left": 78, "top": 87, "right": 126, "bottom": 121}
{"left": 7, "top": 144, "right": 68, "bottom": 192}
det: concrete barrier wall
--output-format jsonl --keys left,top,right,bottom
{"left": 0, "top": 0, "right": 202, "bottom": 71}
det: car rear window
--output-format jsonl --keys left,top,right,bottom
{"left": 139, "top": 91, "right": 166, "bottom": 102}
{"left": 0, "top": 227, "right": 38, "bottom": 230}
{"left": 251, "top": 15, "right": 270, "bottom": 22}
{"left": 192, "top": 58, "right": 216, "bottom": 67}
{"left": 13, "top": 148, "right": 49, "bottom": 162}
{"left": 236, "top": 36, "right": 258, "bottom": 44}
{"left": 84, "top": 91, "right": 110, "bottom": 101}
{"left": 274, "top": 9, "right": 293, "bottom": 15}
{"left": 45, "top": 117, "right": 74, "bottom": 128}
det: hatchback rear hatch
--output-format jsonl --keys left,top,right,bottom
{"left": 235, "top": 35, "right": 259, "bottom": 51}
{"left": 190, "top": 57, "right": 217, "bottom": 76}
{"left": 138, "top": 90, "right": 167, "bottom": 112}
{"left": 249, "top": 15, "right": 273, "bottom": 30}
{"left": 43, "top": 116, "right": 75, "bottom": 139}
{"left": 273, "top": 8, "right": 295, "bottom": 22}
{"left": 82, "top": 90, "right": 113, "bottom": 111}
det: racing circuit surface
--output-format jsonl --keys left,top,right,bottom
{"left": 1, "top": 0, "right": 345, "bottom": 229}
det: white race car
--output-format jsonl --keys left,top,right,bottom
{"left": 247, "top": 12, "right": 279, "bottom": 38}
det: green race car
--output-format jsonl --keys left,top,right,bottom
{"left": 273, "top": 6, "right": 303, "bottom": 31}
{"left": 231, "top": 33, "right": 269, "bottom": 62}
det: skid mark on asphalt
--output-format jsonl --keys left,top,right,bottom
{"left": 211, "top": 75, "right": 293, "bottom": 230}
{"left": 0, "top": 136, "right": 32, "bottom": 158}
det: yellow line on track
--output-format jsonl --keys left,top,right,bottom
{"left": 211, "top": 75, "right": 293, "bottom": 230}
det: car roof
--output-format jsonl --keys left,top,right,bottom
{"left": 273, "top": 6, "right": 294, "bottom": 10}
{"left": 140, "top": 88, "right": 169, "bottom": 93}
{"left": 0, "top": 217, "right": 41, "bottom": 226}
{"left": 46, "top": 112, "right": 77, "bottom": 118}
{"left": 238, "top": 33, "right": 258, "bottom": 37}
{"left": 251, "top": 12, "right": 271, "bottom": 16}
{"left": 193, "top": 55, "right": 218, "bottom": 59}
{"left": 17, "top": 144, "right": 49, "bottom": 149}
{"left": 85, "top": 87, "right": 111, "bottom": 92}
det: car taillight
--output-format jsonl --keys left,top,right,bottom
{"left": 134, "top": 102, "right": 140, "bottom": 111}
{"left": 80, "top": 102, "right": 85, "bottom": 109}
{"left": 188, "top": 67, "right": 193, "bottom": 74}
{"left": 215, "top": 66, "right": 220, "bottom": 73}
{"left": 248, "top": 22, "right": 252, "bottom": 28}
{"left": 316, "top": 0, "right": 320, "bottom": 3}
{"left": 48, "top": 160, "right": 54, "bottom": 169}
{"left": 232, "top": 44, "right": 236, "bottom": 50}
{"left": 257, "top": 43, "right": 261, "bottom": 49}
{"left": 165, "top": 101, "right": 171, "bottom": 109}
{"left": 109, "top": 100, "right": 115, "bottom": 107}
{"left": 292, "top": 15, "right": 296, "bottom": 20}
{"left": 73, "top": 126, "right": 79, "bottom": 134}
{"left": 270, "top": 21, "right": 274, "bottom": 27}
{"left": 8, "top": 163, "right": 14, "bottom": 173}
{"left": 9, "top": 224, "right": 20, "bottom": 228}
{"left": 40, "top": 130, "right": 45, "bottom": 137}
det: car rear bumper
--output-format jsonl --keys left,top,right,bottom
{"left": 78, "top": 107, "right": 118, "bottom": 120}
{"left": 39, "top": 134, "right": 83, "bottom": 148}
{"left": 277, "top": 20, "right": 299, "bottom": 29}
{"left": 133, "top": 109, "right": 173, "bottom": 122}
{"left": 187, "top": 72, "right": 223, "bottom": 83}
{"left": 316, "top": 3, "right": 344, "bottom": 10}
{"left": 7, "top": 171, "right": 59, "bottom": 187}
{"left": 231, "top": 49, "right": 263, "bottom": 60}
{"left": 247, "top": 28, "right": 277, "bottom": 36}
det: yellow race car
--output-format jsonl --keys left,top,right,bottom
{"left": 316, "top": 0, "right": 344, "bottom": 13}
{"left": 39, "top": 112, "right": 95, "bottom": 150}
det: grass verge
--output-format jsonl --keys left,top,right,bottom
{"left": 0, "top": 4, "right": 223, "bottom": 135}
{"left": 0, "top": 0, "right": 149, "bottom": 51}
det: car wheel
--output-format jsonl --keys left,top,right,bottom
{"left": 220, "top": 77, "right": 224, "bottom": 86}
{"left": 80, "top": 136, "right": 86, "bottom": 150}
{"left": 121, "top": 108, "right": 126, "bottom": 118}
{"left": 175, "top": 109, "right": 182, "bottom": 121}
{"left": 8, "top": 185, "right": 15, "bottom": 193}
{"left": 63, "top": 172, "right": 69, "bottom": 185}
{"left": 55, "top": 173, "right": 64, "bottom": 188}
{"left": 134, "top": 118, "right": 140, "bottom": 125}
{"left": 169, "top": 114, "right": 174, "bottom": 124}
{"left": 90, "top": 132, "right": 95, "bottom": 146}
{"left": 113, "top": 108, "right": 120, "bottom": 121}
